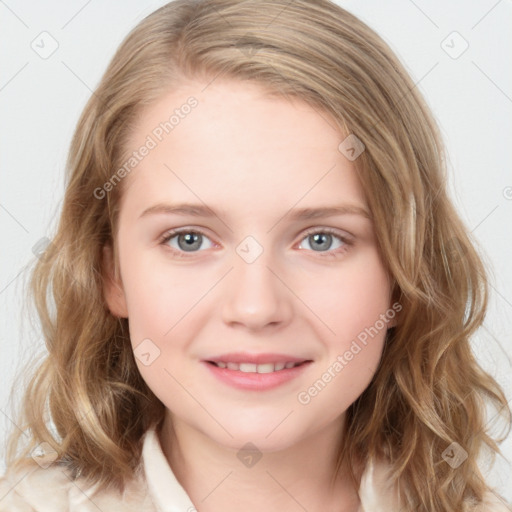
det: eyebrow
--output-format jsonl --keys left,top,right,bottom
{"left": 139, "top": 202, "right": 371, "bottom": 221}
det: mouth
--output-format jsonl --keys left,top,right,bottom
{"left": 205, "top": 360, "right": 310, "bottom": 373}
{"left": 202, "top": 354, "right": 313, "bottom": 391}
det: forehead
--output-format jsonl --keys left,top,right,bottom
{"left": 118, "top": 79, "right": 367, "bottom": 221}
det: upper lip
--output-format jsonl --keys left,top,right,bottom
{"left": 204, "top": 352, "right": 312, "bottom": 364}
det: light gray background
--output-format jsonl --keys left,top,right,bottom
{"left": 1, "top": 0, "right": 511, "bottom": 502}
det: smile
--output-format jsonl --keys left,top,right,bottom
{"left": 207, "top": 361, "right": 306, "bottom": 373}
{"left": 203, "top": 359, "right": 312, "bottom": 391}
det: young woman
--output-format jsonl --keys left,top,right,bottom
{"left": 1, "top": 1, "right": 510, "bottom": 510}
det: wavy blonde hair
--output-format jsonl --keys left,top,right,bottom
{"left": 5, "top": 1, "right": 510, "bottom": 510}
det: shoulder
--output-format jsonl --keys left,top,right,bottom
{"left": 0, "top": 460, "right": 72, "bottom": 512}
{"left": 0, "top": 459, "right": 156, "bottom": 512}
{"left": 359, "top": 459, "right": 511, "bottom": 512}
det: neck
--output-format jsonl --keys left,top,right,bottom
{"left": 158, "top": 412, "right": 361, "bottom": 512}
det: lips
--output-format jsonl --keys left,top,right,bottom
{"left": 202, "top": 353, "right": 313, "bottom": 390}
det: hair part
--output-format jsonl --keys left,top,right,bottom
{"left": 5, "top": 1, "right": 510, "bottom": 510}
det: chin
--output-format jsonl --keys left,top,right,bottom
{"left": 221, "top": 430, "right": 299, "bottom": 454}
{"left": 200, "top": 415, "right": 308, "bottom": 453}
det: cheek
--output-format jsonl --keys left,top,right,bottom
{"left": 120, "top": 249, "right": 203, "bottom": 342}
{"left": 294, "top": 251, "right": 391, "bottom": 406}
{"left": 303, "top": 249, "right": 392, "bottom": 341}
{"left": 118, "top": 249, "right": 213, "bottom": 394}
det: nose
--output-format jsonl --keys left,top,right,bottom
{"left": 221, "top": 249, "right": 294, "bottom": 331}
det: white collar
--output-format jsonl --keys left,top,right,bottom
{"left": 142, "top": 426, "right": 196, "bottom": 511}
{"left": 142, "top": 426, "right": 399, "bottom": 511}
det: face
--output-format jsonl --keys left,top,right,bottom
{"left": 103, "top": 78, "right": 396, "bottom": 452}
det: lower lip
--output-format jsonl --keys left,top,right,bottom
{"left": 202, "top": 361, "right": 312, "bottom": 391}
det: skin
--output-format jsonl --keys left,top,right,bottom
{"left": 103, "top": 78, "right": 396, "bottom": 512}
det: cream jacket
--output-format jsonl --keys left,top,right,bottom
{"left": 1, "top": 426, "right": 509, "bottom": 511}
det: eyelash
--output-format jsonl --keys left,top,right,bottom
{"left": 158, "top": 227, "right": 353, "bottom": 260}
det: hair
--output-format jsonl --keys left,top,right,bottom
{"left": 4, "top": 1, "right": 510, "bottom": 510}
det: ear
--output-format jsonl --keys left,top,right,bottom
{"left": 102, "top": 244, "right": 128, "bottom": 318}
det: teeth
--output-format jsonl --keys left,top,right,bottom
{"left": 213, "top": 361, "right": 303, "bottom": 373}
{"left": 256, "top": 363, "right": 274, "bottom": 374}
{"left": 239, "top": 363, "right": 257, "bottom": 373}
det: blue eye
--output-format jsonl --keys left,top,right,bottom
{"left": 159, "top": 227, "right": 352, "bottom": 259}
{"left": 161, "top": 230, "right": 215, "bottom": 254}
{"left": 298, "top": 229, "right": 349, "bottom": 254}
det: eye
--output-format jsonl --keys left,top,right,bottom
{"left": 159, "top": 227, "right": 352, "bottom": 259}
{"left": 160, "top": 229, "right": 215, "bottom": 256}
{"left": 297, "top": 228, "right": 352, "bottom": 258}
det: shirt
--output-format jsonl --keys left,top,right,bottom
{"left": 0, "top": 425, "right": 509, "bottom": 511}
